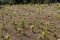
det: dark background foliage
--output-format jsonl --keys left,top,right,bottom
{"left": 0, "top": 0, "right": 60, "bottom": 5}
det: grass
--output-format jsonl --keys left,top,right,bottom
{"left": 0, "top": 3, "right": 60, "bottom": 40}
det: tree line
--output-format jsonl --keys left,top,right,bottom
{"left": 0, "top": 0, "right": 60, "bottom": 5}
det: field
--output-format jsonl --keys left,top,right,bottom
{"left": 0, "top": 3, "right": 60, "bottom": 40}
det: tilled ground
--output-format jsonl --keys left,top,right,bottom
{"left": 0, "top": 4, "right": 60, "bottom": 40}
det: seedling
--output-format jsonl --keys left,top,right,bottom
{"left": 53, "top": 27, "right": 57, "bottom": 38}
{"left": 12, "top": 11, "right": 16, "bottom": 16}
{"left": 22, "top": 31, "right": 26, "bottom": 36}
{"left": 38, "top": 22, "right": 49, "bottom": 40}
{"left": 45, "top": 22, "right": 50, "bottom": 31}
{"left": 38, "top": 34, "right": 41, "bottom": 40}
{"left": 56, "top": 14, "right": 60, "bottom": 18}
{"left": 41, "top": 32, "right": 47, "bottom": 39}
{"left": 0, "top": 33, "right": 4, "bottom": 38}
{"left": 30, "top": 25, "right": 35, "bottom": 33}
{"left": 15, "top": 27, "right": 22, "bottom": 33}
{"left": 45, "top": 22, "right": 49, "bottom": 27}
{"left": 2, "top": 21, "right": 7, "bottom": 26}
{"left": 56, "top": 4, "right": 60, "bottom": 9}
{"left": 12, "top": 17, "right": 17, "bottom": 26}
{"left": 39, "top": 20, "right": 43, "bottom": 25}
{"left": 0, "top": 27, "right": 7, "bottom": 32}
{"left": 5, "top": 34, "right": 10, "bottom": 40}
{"left": 38, "top": 31, "right": 47, "bottom": 40}
{"left": 20, "top": 18, "right": 25, "bottom": 28}
{"left": 0, "top": 27, "right": 4, "bottom": 31}
{"left": 0, "top": 13, "right": 4, "bottom": 20}
{"left": 30, "top": 25, "right": 35, "bottom": 30}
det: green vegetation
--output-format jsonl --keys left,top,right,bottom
{"left": 0, "top": 0, "right": 60, "bottom": 5}
{"left": 5, "top": 34, "right": 10, "bottom": 40}
{"left": 0, "top": 3, "right": 60, "bottom": 40}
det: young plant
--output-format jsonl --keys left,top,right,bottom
{"left": 45, "top": 22, "right": 49, "bottom": 26}
{"left": 30, "top": 25, "right": 35, "bottom": 33}
{"left": 56, "top": 14, "right": 60, "bottom": 18}
{"left": 20, "top": 18, "right": 25, "bottom": 28}
{"left": 38, "top": 34, "right": 41, "bottom": 40}
{"left": 12, "top": 11, "right": 16, "bottom": 16}
{"left": 0, "top": 13, "right": 4, "bottom": 20}
{"left": 2, "top": 21, "right": 7, "bottom": 26}
{"left": 45, "top": 22, "right": 49, "bottom": 31}
{"left": 0, "top": 27, "right": 4, "bottom": 31}
{"left": 0, "top": 33, "right": 4, "bottom": 38}
{"left": 22, "top": 30, "right": 30, "bottom": 38}
{"left": 15, "top": 27, "right": 22, "bottom": 33}
{"left": 39, "top": 20, "right": 43, "bottom": 25}
{"left": 12, "top": 17, "right": 17, "bottom": 26}
{"left": 5, "top": 34, "right": 10, "bottom": 40}
{"left": 38, "top": 31, "right": 47, "bottom": 40}
{"left": 1, "top": 13, "right": 6, "bottom": 26}
{"left": 53, "top": 27, "right": 57, "bottom": 39}
{"left": 43, "top": 32, "right": 46, "bottom": 38}
{"left": 44, "top": 22, "right": 49, "bottom": 36}
{"left": 38, "top": 22, "right": 49, "bottom": 40}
